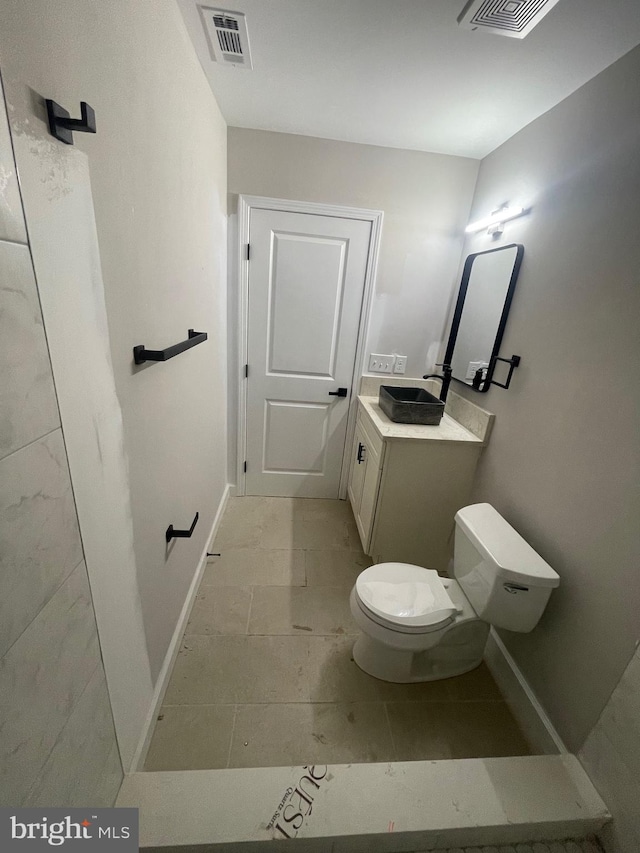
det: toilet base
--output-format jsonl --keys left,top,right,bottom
{"left": 352, "top": 620, "right": 490, "bottom": 683}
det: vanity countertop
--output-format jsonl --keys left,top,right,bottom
{"left": 358, "top": 395, "right": 483, "bottom": 445}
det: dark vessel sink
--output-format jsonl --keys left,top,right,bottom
{"left": 378, "top": 385, "right": 445, "bottom": 425}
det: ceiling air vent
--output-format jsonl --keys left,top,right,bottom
{"left": 199, "top": 6, "right": 253, "bottom": 69}
{"left": 458, "top": 0, "right": 563, "bottom": 39}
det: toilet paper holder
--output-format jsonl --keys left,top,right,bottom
{"left": 166, "top": 512, "right": 199, "bottom": 543}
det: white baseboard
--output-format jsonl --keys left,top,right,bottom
{"left": 484, "top": 627, "right": 568, "bottom": 755}
{"left": 129, "top": 483, "right": 231, "bottom": 772}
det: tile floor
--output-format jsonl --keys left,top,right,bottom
{"left": 145, "top": 497, "right": 532, "bottom": 771}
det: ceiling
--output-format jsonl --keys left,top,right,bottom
{"left": 178, "top": 0, "right": 640, "bottom": 159}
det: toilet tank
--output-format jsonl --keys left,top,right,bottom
{"left": 453, "top": 503, "right": 560, "bottom": 632}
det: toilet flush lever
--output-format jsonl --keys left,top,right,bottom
{"left": 503, "top": 582, "right": 529, "bottom": 594}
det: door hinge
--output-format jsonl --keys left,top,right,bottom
{"left": 244, "top": 363, "right": 249, "bottom": 378}
{"left": 245, "top": 243, "right": 250, "bottom": 261}
{"left": 243, "top": 461, "right": 247, "bottom": 473}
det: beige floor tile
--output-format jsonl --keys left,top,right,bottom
{"left": 228, "top": 702, "right": 395, "bottom": 768}
{"left": 386, "top": 700, "right": 531, "bottom": 761}
{"left": 294, "top": 498, "right": 355, "bottom": 522}
{"left": 186, "top": 586, "right": 251, "bottom": 635}
{"left": 201, "top": 549, "right": 305, "bottom": 587}
{"left": 213, "top": 497, "right": 296, "bottom": 549}
{"left": 144, "top": 705, "right": 235, "bottom": 771}
{"left": 164, "top": 635, "right": 310, "bottom": 705}
{"left": 248, "top": 586, "right": 358, "bottom": 636}
{"left": 290, "top": 516, "right": 354, "bottom": 550}
{"left": 305, "top": 550, "right": 371, "bottom": 586}
{"left": 212, "top": 497, "right": 267, "bottom": 549}
{"left": 254, "top": 504, "right": 298, "bottom": 550}
{"left": 444, "top": 662, "right": 505, "bottom": 701}
{"left": 213, "top": 496, "right": 360, "bottom": 551}
{"left": 209, "top": 496, "right": 296, "bottom": 551}
{"left": 308, "top": 636, "right": 451, "bottom": 703}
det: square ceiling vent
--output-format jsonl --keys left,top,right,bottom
{"left": 199, "top": 6, "right": 253, "bottom": 68}
{"left": 458, "top": 0, "right": 563, "bottom": 38}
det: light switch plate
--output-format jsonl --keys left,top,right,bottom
{"left": 368, "top": 353, "right": 395, "bottom": 374}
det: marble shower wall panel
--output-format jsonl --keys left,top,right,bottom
{"left": 579, "top": 646, "right": 640, "bottom": 852}
{"left": 0, "top": 202, "right": 59, "bottom": 463}
{"left": 0, "top": 561, "right": 102, "bottom": 805}
{"left": 4, "top": 84, "right": 153, "bottom": 768}
{"left": 23, "top": 665, "right": 123, "bottom": 808}
{"left": 0, "top": 73, "right": 122, "bottom": 806}
{"left": 0, "top": 75, "right": 27, "bottom": 243}
{"left": 0, "top": 429, "right": 82, "bottom": 658}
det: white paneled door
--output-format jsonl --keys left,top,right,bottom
{"left": 245, "top": 208, "right": 373, "bottom": 497}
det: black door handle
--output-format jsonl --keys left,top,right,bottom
{"left": 328, "top": 387, "right": 348, "bottom": 397}
{"left": 357, "top": 442, "right": 366, "bottom": 463}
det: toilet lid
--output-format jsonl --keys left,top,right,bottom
{"left": 356, "top": 563, "right": 457, "bottom": 628}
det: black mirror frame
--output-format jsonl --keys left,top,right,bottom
{"left": 443, "top": 243, "right": 524, "bottom": 392}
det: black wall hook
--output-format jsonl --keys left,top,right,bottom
{"left": 45, "top": 100, "right": 96, "bottom": 145}
{"left": 166, "top": 512, "right": 199, "bottom": 544}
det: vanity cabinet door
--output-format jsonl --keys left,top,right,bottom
{"left": 348, "top": 417, "right": 383, "bottom": 551}
{"left": 348, "top": 420, "right": 367, "bottom": 518}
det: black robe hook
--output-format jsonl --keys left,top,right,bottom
{"left": 45, "top": 99, "right": 96, "bottom": 145}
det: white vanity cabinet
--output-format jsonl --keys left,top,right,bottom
{"left": 347, "top": 397, "right": 487, "bottom": 571}
{"left": 348, "top": 407, "right": 384, "bottom": 544}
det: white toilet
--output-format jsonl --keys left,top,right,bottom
{"left": 349, "top": 502, "right": 560, "bottom": 683}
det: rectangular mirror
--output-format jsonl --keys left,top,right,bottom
{"left": 443, "top": 243, "right": 524, "bottom": 391}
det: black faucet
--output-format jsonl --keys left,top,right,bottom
{"left": 423, "top": 363, "right": 453, "bottom": 403}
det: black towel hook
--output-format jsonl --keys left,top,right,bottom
{"left": 45, "top": 99, "right": 96, "bottom": 145}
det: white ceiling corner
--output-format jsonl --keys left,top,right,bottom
{"left": 178, "top": 0, "right": 640, "bottom": 159}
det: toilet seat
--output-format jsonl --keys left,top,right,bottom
{"left": 355, "top": 563, "right": 458, "bottom": 632}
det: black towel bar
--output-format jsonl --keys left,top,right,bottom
{"left": 166, "top": 512, "right": 199, "bottom": 544}
{"left": 488, "top": 354, "right": 521, "bottom": 390}
{"left": 133, "top": 329, "right": 207, "bottom": 365}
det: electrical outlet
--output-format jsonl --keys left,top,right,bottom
{"left": 368, "top": 353, "right": 395, "bottom": 374}
{"left": 466, "top": 360, "right": 488, "bottom": 380}
{"left": 393, "top": 355, "right": 407, "bottom": 374}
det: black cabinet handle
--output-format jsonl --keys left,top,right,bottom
{"left": 357, "top": 442, "right": 366, "bottom": 464}
{"left": 166, "top": 512, "right": 199, "bottom": 543}
{"left": 328, "top": 387, "right": 348, "bottom": 397}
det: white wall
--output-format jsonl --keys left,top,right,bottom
{"left": 449, "top": 43, "right": 640, "bottom": 843}
{"left": 227, "top": 128, "right": 479, "bottom": 480}
{"left": 228, "top": 129, "right": 478, "bottom": 377}
{"left": 0, "top": 0, "right": 229, "bottom": 689}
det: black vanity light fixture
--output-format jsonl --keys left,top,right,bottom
{"left": 465, "top": 204, "right": 526, "bottom": 236}
{"left": 45, "top": 99, "right": 96, "bottom": 145}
